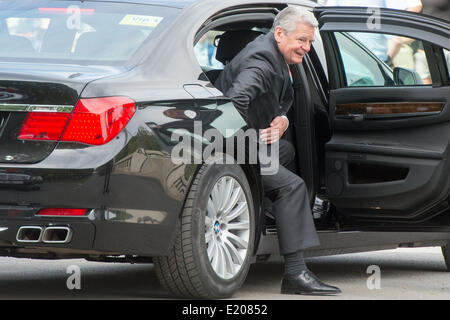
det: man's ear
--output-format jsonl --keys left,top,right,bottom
{"left": 273, "top": 26, "right": 286, "bottom": 43}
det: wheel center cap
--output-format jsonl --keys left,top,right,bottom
{"left": 214, "top": 221, "right": 220, "bottom": 234}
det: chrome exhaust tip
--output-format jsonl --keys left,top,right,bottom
{"left": 42, "top": 226, "right": 72, "bottom": 244}
{"left": 16, "top": 226, "right": 43, "bottom": 243}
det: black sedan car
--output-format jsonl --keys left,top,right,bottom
{"left": 0, "top": 0, "right": 449, "bottom": 298}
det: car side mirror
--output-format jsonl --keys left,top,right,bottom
{"left": 393, "top": 67, "right": 423, "bottom": 85}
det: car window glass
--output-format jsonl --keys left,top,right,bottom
{"left": 335, "top": 32, "right": 390, "bottom": 87}
{"left": 444, "top": 49, "right": 450, "bottom": 78}
{"left": 0, "top": 1, "right": 179, "bottom": 64}
{"left": 194, "top": 31, "right": 224, "bottom": 70}
{"left": 334, "top": 32, "right": 432, "bottom": 87}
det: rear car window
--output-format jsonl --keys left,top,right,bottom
{"left": 0, "top": 0, "right": 179, "bottom": 64}
{"left": 445, "top": 49, "right": 450, "bottom": 79}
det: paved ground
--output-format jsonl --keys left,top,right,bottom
{"left": 0, "top": 247, "right": 448, "bottom": 300}
{"left": 236, "top": 246, "right": 450, "bottom": 300}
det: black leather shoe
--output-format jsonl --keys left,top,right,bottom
{"left": 281, "top": 270, "right": 341, "bottom": 295}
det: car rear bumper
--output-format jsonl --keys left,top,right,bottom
{"left": 0, "top": 132, "right": 191, "bottom": 258}
{"left": 0, "top": 214, "right": 179, "bottom": 258}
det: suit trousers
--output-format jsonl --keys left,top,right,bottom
{"left": 261, "top": 139, "right": 320, "bottom": 255}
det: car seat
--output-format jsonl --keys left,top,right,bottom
{"left": 205, "top": 29, "right": 264, "bottom": 83}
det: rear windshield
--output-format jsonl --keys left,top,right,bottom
{"left": 0, "top": 0, "right": 179, "bottom": 64}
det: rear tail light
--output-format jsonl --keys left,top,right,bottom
{"left": 17, "top": 112, "right": 70, "bottom": 141}
{"left": 18, "top": 96, "right": 136, "bottom": 145}
{"left": 61, "top": 97, "right": 136, "bottom": 145}
{"left": 37, "top": 208, "right": 88, "bottom": 216}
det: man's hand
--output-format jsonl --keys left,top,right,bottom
{"left": 260, "top": 116, "right": 289, "bottom": 144}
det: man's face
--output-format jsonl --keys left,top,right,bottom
{"left": 274, "top": 23, "right": 315, "bottom": 65}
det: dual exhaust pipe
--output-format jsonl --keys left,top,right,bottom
{"left": 16, "top": 226, "right": 72, "bottom": 244}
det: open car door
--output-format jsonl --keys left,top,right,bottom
{"left": 314, "top": 7, "right": 450, "bottom": 226}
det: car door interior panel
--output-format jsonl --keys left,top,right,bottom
{"left": 326, "top": 85, "right": 450, "bottom": 222}
{"left": 335, "top": 102, "right": 445, "bottom": 120}
{"left": 315, "top": 7, "right": 450, "bottom": 223}
{"left": 330, "top": 87, "right": 450, "bottom": 131}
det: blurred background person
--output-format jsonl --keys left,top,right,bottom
{"left": 320, "top": 0, "right": 422, "bottom": 63}
{"left": 414, "top": 0, "right": 450, "bottom": 84}
{"left": 318, "top": 0, "right": 422, "bottom": 12}
{"left": 320, "top": 0, "right": 434, "bottom": 84}
{"left": 421, "top": 0, "right": 450, "bottom": 21}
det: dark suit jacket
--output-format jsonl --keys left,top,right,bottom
{"left": 214, "top": 32, "right": 294, "bottom": 130}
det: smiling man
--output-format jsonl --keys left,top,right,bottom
{"left": 215, "top": 7, "right": 341, "bottom": 295}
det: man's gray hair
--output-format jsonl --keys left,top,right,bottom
{"left": 271, "top": 6, "right": 318, "bottom": 34}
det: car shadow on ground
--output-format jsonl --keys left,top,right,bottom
{"left": 0, "top": 249, "right": 447, "bottom": 299}
{"left": 0, "top": 261, "right": 170, "bottom": 299}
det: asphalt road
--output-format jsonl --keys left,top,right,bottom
{"left": 0, "top": 247, "right": 448, "bottom": 300}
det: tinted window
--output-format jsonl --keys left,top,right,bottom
{"left": 335, "top": 32, "right": 391, "bottom": 87}
{"left": 0, "top": 0, "right": 179, "bottom": 64}
{"left": 194, "top": 30, "right": 224, "bottom": 70}
{"left": 444, "top": 49, "right": 450, "bottom": 78}
{"left": 335, "top": 32, "right": 432, "bottom": 87}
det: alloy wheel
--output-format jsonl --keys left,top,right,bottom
{"left": 205, "top": 176, "right": 250, "bottom": 280}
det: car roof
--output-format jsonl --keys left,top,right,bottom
{"left": 141, "top": 0, "right": 197, "bottom": 8}
{"left": 85, "top": 0, "right": 316, "bottom": 9}
{"left": 81, "top": 0, "right": 197, "bottom": 9}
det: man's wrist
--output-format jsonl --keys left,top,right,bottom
{"left": 281, "top": 115, "right": 289, "bottom": 132}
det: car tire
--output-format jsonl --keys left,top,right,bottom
{"left": 154, "top": 161, "right": 255, "bottom": 299}
{"left": 441, "top": 245, "right": 450, "bottom": 271}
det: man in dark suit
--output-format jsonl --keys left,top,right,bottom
{"left": 215, "top": 6, "right": 341, "bottom": 295}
